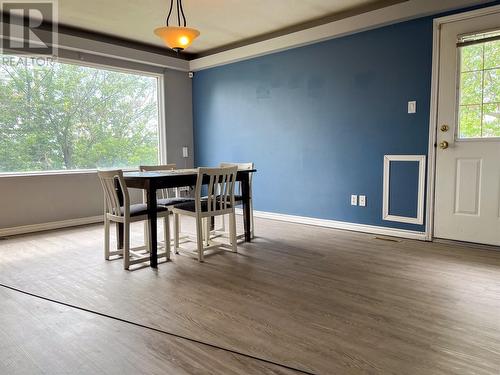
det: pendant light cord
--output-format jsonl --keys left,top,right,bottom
{"left": 179, "top": 0, "right": 187, "bottom": 26}
{"left": 166, "top": 0, "right": 188, "bottom": 27}
{"left": 166, "top": 0, "right": 173, "bottom": 26}
{"left": 176, "top": 0, "right": 181, "bottom": 27}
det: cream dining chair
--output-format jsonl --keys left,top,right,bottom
{"left": 98, "top": 169, "right": 171, "bottom": 270}
{"left": 139, "top": 164, "right": 194, "bottom": 207}
{"left": 139, "top": 164, "right": 194, "bottom": 251}
{"left": 171, "top": 166, "right": 238, "bottom": 262}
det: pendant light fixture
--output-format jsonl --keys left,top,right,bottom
{"left": 154, "top": 0, "right": 199, "bottom": 52}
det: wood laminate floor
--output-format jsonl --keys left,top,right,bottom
{"left": 0, "top": 287, "right": 299, "bottom": 375}
{"left": 0, "top": 217, "right": 500, "bottom": 374}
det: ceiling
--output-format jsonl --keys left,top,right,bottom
{"left": 54, "top": 0, "right": 396, "bottom": 54}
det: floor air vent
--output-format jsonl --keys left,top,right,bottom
{"left": 374, "top": 236, "right": 403, "bottom": 243}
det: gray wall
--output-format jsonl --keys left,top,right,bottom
{"left": 0, "top": 52, "right": 193, "bottom": 230}
{"left": 165, "top": 69, "right": 194, "bottom": 169}
{"left": 0, "top": 172, "right": 103, "bottom": 228}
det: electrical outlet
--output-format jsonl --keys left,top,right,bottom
{"left": 359, "top": 195, "right": 366, "bottom": 207}
{"left": 351, "top": 195, "right": 358, "bottom": 206}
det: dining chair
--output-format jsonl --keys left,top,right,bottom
{"left": 218, "top": 162, "right": 255, "bottom": 239}
{"left": 139, "top": 164, "right": 194, "bottom": 207}
{"left": 98, "top": 169, "right": 171, "bottom": 270}
{"left": 139, "top": 164, "right": 194, "bottom": 251}
{"left": 171, "top": 166, "right": 238, "bottom": 262}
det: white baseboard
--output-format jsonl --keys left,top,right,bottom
{"left": 0, "top": 215, "right": 103, "bottom": 237}
{"left": 1, "top": 210, "right": 427, "bottom": 241}
{"left": 236, "top": 209, "right": 428, "bottom": 241}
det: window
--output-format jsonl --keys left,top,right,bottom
{"left": 0, "top": 56, "right": 161, "bottom": 173}
{"left": 457, "top": 30, "right": 500, "bottom": 139}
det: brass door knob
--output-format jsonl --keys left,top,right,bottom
{"left": 439, "top": 141, "right": 449, "bottom": 149}
{"left": 440, "top": 124, "right": 449, "bottom": 132}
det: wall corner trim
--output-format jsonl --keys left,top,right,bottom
{"left": 0, "top": 216, "right": 103, "bottom": 238}
{"left": 236, "top": 209, "right": 428, "bottom": 241}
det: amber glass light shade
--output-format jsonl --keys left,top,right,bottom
{"left": 154, "top": 26, "right": 200, "bottom": 51}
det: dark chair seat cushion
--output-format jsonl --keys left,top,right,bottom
{"left": 173, "top": 200, "right": 232, "bottom": 213}
{"left": 118, "top": 204, "right": 169, "bottom": 217}
{"left": 158, "top": 197, "right": 194, "bottom": 206}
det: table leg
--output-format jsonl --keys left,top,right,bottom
{"left": 147, "top": 182, "right": 158, "bottom": 268}
{"left": 241, "top": 174, "right": 252, "bottom": 242}
{"left": 117, "top": 223, "right": 124, "bottom": 250}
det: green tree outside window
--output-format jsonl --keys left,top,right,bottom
{"left": 458, "top": 39, "right": 500, "bottom": 138}
{"left": 0, "top": 56, "right": 159, "bottom": 172}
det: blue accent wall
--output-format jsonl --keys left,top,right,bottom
{"left": 192, "top": 0, "right": 500, "bottom": 231}
{"left": 193, "top": 17, "right": 434, "bottom": 231}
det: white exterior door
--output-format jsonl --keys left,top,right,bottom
{"left": 434, "top": 10, "right": 500, "bottom": 246}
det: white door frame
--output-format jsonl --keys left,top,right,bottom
{"left": 425, "top": 4, "right": 500, "bottom": 241}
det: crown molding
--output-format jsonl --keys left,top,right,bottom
{"left": 190, "top": 0, "right": 406, "bottom": 59}
{"left": 189, "top": 0, "right": 494, "bottom": 72}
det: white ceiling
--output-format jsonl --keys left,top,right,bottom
{"left": 55, "top": 0, "right": 387, "bottom": 53}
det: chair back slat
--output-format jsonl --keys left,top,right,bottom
{"left": 223, "top": 173, "right": 231, "bottom": 207}
{"left": 207, "top": 174, "right": 215, "bottom": 212}
{"left": 139, "top": 164, "right": 177, "bottom": 199}
{"left": 195, "top": 166, "right": 237, "bottom": 214}
{"left": 98, "top": 169, "right": 129, "bottom": 217}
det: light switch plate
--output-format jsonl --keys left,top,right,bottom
{"left": 351, "top": 195, "right": 358, "bottom": 206}
{"left": 182, "top": 146, "right": 189, "bottom": 158}
{"left": 408, "top": 101, "right": 416, "bottom": 114}
{"left": 359, "top": 195, "right": 366, "bottom": 207}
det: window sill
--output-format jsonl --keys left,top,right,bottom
{"left": 0, "top": 168, "right": 139, "bottom": 178}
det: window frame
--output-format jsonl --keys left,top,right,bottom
{"left": 0, "top": 55, "right": 167, "bottom": 177}
{"left": 455, "top": 29, "right": 500, "bottom": 142}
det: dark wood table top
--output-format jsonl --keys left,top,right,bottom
{"left": 123, "top": 169, "right": 256, "bottom": 189}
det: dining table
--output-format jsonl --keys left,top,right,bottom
{"left": 120, "top": 168, "right": 256, "bottom": 268}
